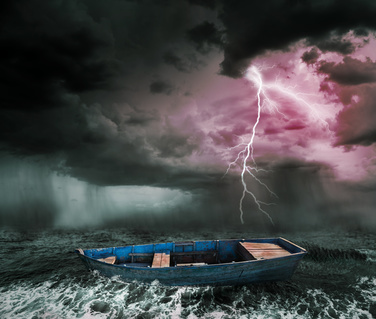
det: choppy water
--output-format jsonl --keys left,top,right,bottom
{"left": 0, "top": 227, "right": 375, "bottom": 318}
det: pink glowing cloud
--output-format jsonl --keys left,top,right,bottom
{"left": 185, "top": 40, "right": 376, "bottom": 189}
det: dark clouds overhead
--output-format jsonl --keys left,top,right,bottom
{"left": 149, "top": 80, "right": 174, "bottom": 95}
{"left": 163, "top": 51, "right": 205, "bottom": 73}
{"left": 0, "top": 0, "right": 218, "bottom": 191}
{"left": 218, "top": 0, "right": 376, "bottom": 77}
{"left": 301, "top": 48, "right": 320, "bottom": 65}
{"left": 334, "top": 85, "right": 376, "bottom": 147}
{"left": 187, "top": 21, "right": 223, "bottom": 54}
{"left": 318, "top": 57, "right": 376, "bottom": 86}
{"left": 186, "top": 0, "right": 218, "bottom": 10}
{"left": 0, "top": 0, "right": 213, "bottom": 112}
{"left": 1, "top": 0, "right": 376, "bottom": 231}
{"left": 0, "top": 0, "right": 119, "bottom": 111}
{"left": 311, "top": 37, "right": 355, "bottom": 55}
{"left": 307, "top": 56, "right": 376, "bottom": 147}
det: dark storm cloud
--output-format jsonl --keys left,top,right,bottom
{"left": 0, "top": 0, "right": 119, "bottom": 111}
{"left": 301, "top": 48, "right": 320, "bottom": 65}
{"left": 318, "top": 57, "right": 376, "bottom": 85}
{"left": 218, "top": 0, "right": 376, "bottom": 77}
{"left": 148, "top": 116, "right": 204, "bottom": 159}
{"left": 187, "top": 21, "right": 223, "bottom": 53}
{"left": 186, "top": 0, "right": 218, "bottom": 9}
{"left": 0, "top": 0, "right": 221, "bottom": 191}
{"left": 149, "top": 80, "right": 174, "bottom": 95}
{"left": 312, "top": 56, "right": 376, "bottom": 147}
{"left": 310, "top": 37, "right": 355, "bottom": 55}
{"left": 82, "top": 0, "right": 198, "bottom": 63}
{"left": 0, "top": 100, "right": 208, "bottom": 189}
{"left": 354, "top": 27, "right": 370, "bottom": 37}
{"left": 152, "top": 132, "right": 199, "bottom": 158}
{"left": 334, "top": 85, "right": 376, "bottom": 147}
{"left": 163, "top": 52, "right": 187, "bottom": 72}
{"left": 0, "top": 93, "right": 215, "bottom": 191}
{"left": 163, "top": 51, "right": 205, "bottom": 73}
{"left": 0, "top": 102, "right": 109, "bottom": 156}
{"left": 0, "top": 0, "right": 209, "bottom": 111}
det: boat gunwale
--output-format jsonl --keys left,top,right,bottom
{"left": 279, "top": 237, "right": 307, "bottom": 253}
{"left": 76, "top": 237, "right": 301, "bottom": 253}
{"left": 79, "top": 251, "right": 307, "bottom": 270}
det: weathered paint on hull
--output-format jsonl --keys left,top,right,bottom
{"left": 77, "top": 253, "right": 304, "bottom": 286}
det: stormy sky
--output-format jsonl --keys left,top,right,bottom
{"left": 1, "top": 0, "right": 376, "bottom": 230}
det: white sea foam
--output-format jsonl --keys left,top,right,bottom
{"left": 357, "top": 249, "right": 376, "bottom": 263}
{"left": 0, "top": 277, "right": 376, "bottom": 319}
{"left": 1, "top": 273, "right": 375, "bottom": 318}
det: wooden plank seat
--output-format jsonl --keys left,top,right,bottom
{"left": 238, "top": 242, "right": 291, "bottom": 260}
{"left": 152, "top": 252, "right": 170, "bottom": 268}
{"left": 98, "top": 256, "right": 117, "bottom": 264}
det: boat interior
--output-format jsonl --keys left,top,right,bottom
{"left": 80, "top": 238, "right": 305, "bottom": 268}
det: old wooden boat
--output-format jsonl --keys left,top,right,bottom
{"left": 75, "top": 237, "right": 306, "bottom": 286}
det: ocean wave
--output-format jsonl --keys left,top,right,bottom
{"left": 1, "top": 228, "right": 375, "bottom": 318}
{"left": 357, "top": 249, "right": 376, "bottom": 263}
{"left": 1, "top": 275, "right": 375, "bottom": 318}
{"left": 301, "top": 243, "right": 368, "bottom": 262}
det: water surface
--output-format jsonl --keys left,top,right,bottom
{"left": 1, "top": 227, "right": 375, "bottom": 318}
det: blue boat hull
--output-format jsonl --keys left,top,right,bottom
{"left": 76, "top": 237, "right": 306, "bottom": 286}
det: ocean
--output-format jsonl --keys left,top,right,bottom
{"left": 0, "top": 227, "right": 375, "bottom": 318}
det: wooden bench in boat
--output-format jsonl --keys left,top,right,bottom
{"left": 98, "top": 256, "right": 117, "bottom": 264}
{"left": 238, "top": 242, "right": 291, "bottom": 260}
{"left": 152, "top": 252, "right": 170, "bottom": 268}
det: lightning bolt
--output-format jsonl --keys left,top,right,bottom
{"left": 225, "top": 65, "right": 328, "bottom": 224}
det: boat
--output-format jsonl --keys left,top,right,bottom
{"left": 75, "top": 237, "right": 307, "bottom": 286}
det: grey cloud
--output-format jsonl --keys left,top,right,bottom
{"left": 154, "top": 134, "right": 198, "bottom": 158}
{"left": 318, "top": 57, "right": 376, "bottom": 85}
{"left": 163, "top": 52, "right": 187, "bottom": 71}
{"left": 82, "top": 0, "right": 199, "bottom": 62}
{"left": 309, "top": 36, "right": 355, "bottom": 55}
{"left": 312, "top": 56, "right": 376, "bottom": 146}
{"left": 0, "top": 0, "right": 218, "bottom": 191}
{"left": 218, "top": 0, "right": 376, "bottom": 77}
{"left": 163, "top": 51, "right": 205, "bottom": 73}
{"left": 150, "top": 80, "right": 174, "bottom": 95}
{"left": 186, "top": 0, "right": 218, "bottom": 9}
{"left": 301, "top": 48, "right": 320, "bottom": 65}
{"left": 149, "top": 118, "right": 203, "bottom": 158}
{"left": 334, "top": 85, "right": 376, "bottom": 146}
{"left": 2, "top": 0, "right": 376, "bottom": 213}
{"left": 187, "top": 21, "right": 223, "bottom": 54}
{"left": 0, "top": 0, "right": 119, "bottom": 111}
